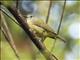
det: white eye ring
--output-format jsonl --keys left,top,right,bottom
{"left": 27, "top": 15, "right": 33, "bottom": 18}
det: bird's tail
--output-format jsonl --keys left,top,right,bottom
{"left": 56, "top": 35, "right": 66, "bottom": 43}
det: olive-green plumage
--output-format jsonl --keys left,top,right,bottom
{"left": 27, "top": 16, "right": 66, "bottom": 43}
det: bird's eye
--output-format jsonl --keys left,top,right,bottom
{"left": 30, "top": 15, "right": 33, "bottom": 18}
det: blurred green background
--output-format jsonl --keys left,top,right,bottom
{"left": 0, "top": 0, "right": 80, "bottom": 60}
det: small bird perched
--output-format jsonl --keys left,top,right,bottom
{"left": 18, "top": 0, "right": 66, "bottom": 43}
{"left": 26, "top": 15, "right": 66, "bottom": 43}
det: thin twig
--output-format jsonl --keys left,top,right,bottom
{"left": 51, "top": 0, "right": 66, "bottom": 52}
{"left": 57, "top": 0, "right": 66, "bottom": 34}
{"left": 46, "top": 0, "right": 52, "bottom": 24}
{"left": 1, "top": 5, "right": 20, "bottom": 26}
{"left": 16, "top": 0, "right": 19, "bottom": 12}
{"left": 1, "top": 12, "right": 20, "bottom": 60}
{"left": 7, "top": 6, "right": 58, "bottom": 60}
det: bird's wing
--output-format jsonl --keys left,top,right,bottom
{"left": 27, "top": 20, "right": 44, "bottom": 34}
{"left": 32, "top": 20, "right": 56, "bottom": 35}
{"left": 29, "top": 19, "right": 66, "bottom": 43}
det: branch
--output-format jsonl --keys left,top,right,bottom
{"left": 7, "top": 6, "right": 58, "bottom": 60}
{"left": 1, "top": 12, "right": 20, "bottom": 60}
{"left": 46, "top": 0, "right": 52, "bottom": 24}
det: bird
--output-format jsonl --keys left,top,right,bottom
{"left": 26, "top": 15, "right": 66, "bottom": 43}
